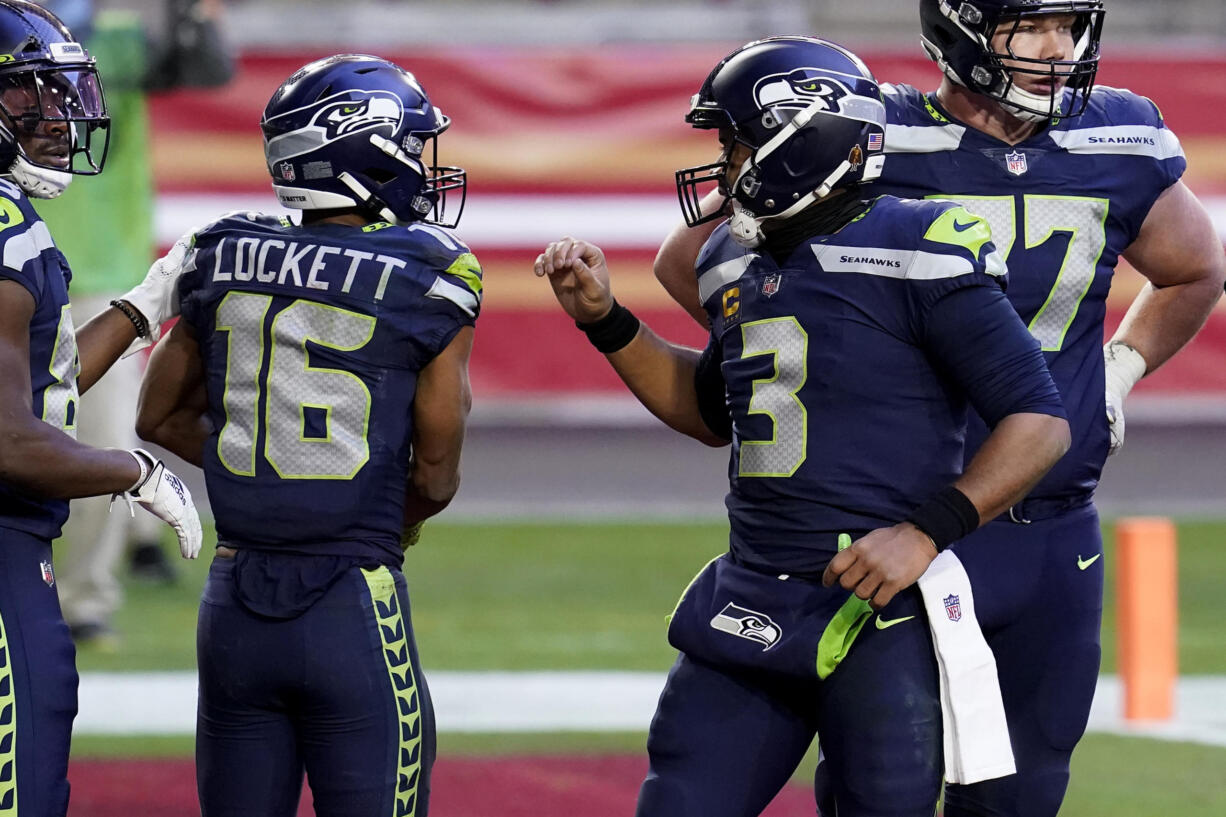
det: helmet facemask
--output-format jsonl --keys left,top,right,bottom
{"left": 923, "top": 1, "right": 1105, "bottom": 124}
{"left": 0, "top": 64, "right": 109, "bottom": 198}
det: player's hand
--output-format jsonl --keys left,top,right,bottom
{"left": 533, "top": 237, "right": 614, "bottom": 323}
{"left": 821, "top": 523, "right": 937, "bottom": 610}
{"left": 119, "top": 233, "right": 195, "bottom": 352}
{"left": 122, "top": 449, "right": 203, "bottom": 559}
{"left": 1103, "top": 340, "right": 1146, "bottom": 457}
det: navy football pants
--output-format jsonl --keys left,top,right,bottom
{"left": 637, "top": 587, "right": 941, "bottom": 817}
{"left": 197, "top": 556, "right": 435, "bottom": 817}
{"left": 941, "top": 503, "right": 1103, "bottom": 817}
{"left": 814, "top": 504, "right": 1105, "bottom": 817}
{"left": 0, "top": 527, "right": 75, "bottom": 817}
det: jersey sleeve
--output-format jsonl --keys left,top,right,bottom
{"left": 694, "top": 334, "right": 732, "bottom": 441}
{"left": 406, "top": 225, "right": 483, "bottom": 361}
{"left": 906, "top": 202, "right": 1008, "bottom": 313}
{"left": 1093, "top": 88, "right": 1187, "bottom": 238}
{"left": 923, "top": 284, "right": 1066, "bottom": 427}
{"left": 0, "top": 198, "right": 49, "bottom": 306}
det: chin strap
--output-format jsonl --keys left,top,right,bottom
{"left": 9, "top": 155, "right": 72, "bottom": 199}
{"left": 1000, "top": 84, "right": 1057, "bottom": 124}
{"left": 728, "top": 159, "right": 854, "bottom": 249}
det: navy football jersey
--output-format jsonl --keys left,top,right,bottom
{"left": 870, "top": 84, "right": 1185, "bottom": 501}
{"left": 178, "top": 214, "right": 482, "bottom": 564}
{"left": 698, "top": 196, "right": 1063, "bottom": 573}
{"left": 0, "top": 179, "right": 80, "bottom": 540}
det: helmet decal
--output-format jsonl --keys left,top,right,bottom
{"left": 315, "top": 93, "right": 402, "bottom": 140}
{"left": 261, "top": 54, "right": 466, "bottom": 227}
{"left": 755, "top": 70, "right": 849, "bottom": 115}
{"left": 676, "top": 37, "right": 887, "bottom": 243}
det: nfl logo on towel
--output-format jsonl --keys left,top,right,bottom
{"left": 1005, "top": 150, "right": 1028, "bottom": 176}
{"left": 943, "top": 593, "right": 962, "bottom": 622}
{"left": 40, "top": 560, "right": 54, "bottom": 587}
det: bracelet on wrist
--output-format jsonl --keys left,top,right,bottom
{"left": 906, "top": 485, "right": 979, "bottom": 551}
{"left": 110, "top": 299, "right": 150, "bottom": 339}
{"left": 576, "top": 299, "right": 640, "bottom": 354}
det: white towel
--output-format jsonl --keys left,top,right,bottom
{"left": 916, "top": 550, "right": 1016, "bottom": 784}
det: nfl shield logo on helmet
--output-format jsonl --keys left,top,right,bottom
{"left": 40, "top": 560, "right": 54, "bottom": 587}
{"left": 1005, "top": 150, "right": 1028, "bottom": 176}
{"left": 761, "top": 273, "right": 782, "bottom": 298}
{"left": 278, "top": 161, "right": 296, "bottom": 182}
{"left": 943, "top": 594, "right": 962, "bottom": 622}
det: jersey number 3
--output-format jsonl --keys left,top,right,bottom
{"left": 214, "top": 291, "right": 375, "bottom": 479}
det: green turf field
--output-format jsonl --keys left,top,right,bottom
{"left": 81, "top": 518, "right": 1226, "bottom": 673}
{"left": 73, "top": 518, "right": 1226, "bottom": 814}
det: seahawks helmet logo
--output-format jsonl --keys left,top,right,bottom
{"left": 310, "top": 91, "right": 403, "bottom": 139}
{"left": 754, "top": 69, "right": 849, "bottom": 115}
{"left": 710, "top": 602, "right": 781, "bottom": 650}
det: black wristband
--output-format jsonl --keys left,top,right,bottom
{"left": 110, "top": 299, "right": 149, "bottom": 338}
{"left": 906, "top": 486, "right": 980, "bottom": 551}
{"left": 576, "top": 299, "right": 641, "bottom": 354}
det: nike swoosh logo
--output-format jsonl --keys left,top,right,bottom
{"left": 952, "top": 219, "right": 978, "bottom": 232}
{"left": 875, "top": 615, "right": 915, "bottom": 630}
{"left": 1078, "top": 553, "right": 1102, "bottom": 570}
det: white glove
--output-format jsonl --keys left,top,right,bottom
{"left": 118, "top": 232, "right": 197, "bottom": 355}
{"left": 1103, "top": 340, "right": 1147, "bottom": 456}
{"left": 115, "top": 449, "right": 203, "bottom": 559}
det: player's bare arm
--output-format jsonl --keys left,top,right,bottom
{"left": 404, "top": 325, "right": 474, "bottom": 529}
{"left": 135, "top": 320, "right": 211, "bottom": 467}
{"left": 73, "top": 306, "right": 142, "bottom": 394}
{"left": 1114, "top": 181, "right": 1226, "bottom": 369}
{"left": 654, "top": 190, "right": 723, "bottom": 329}
{"left": 1099, "top": 181, "right": 1226, "bottom": 453}
{"left": 536, "top": 237, "right": 727, "bottom": 446}
{"left": 824, "top": 411, "right": 1069, "bottom": 610}
{"left": 0, "top": 279, "right": 140, "bottom": 495}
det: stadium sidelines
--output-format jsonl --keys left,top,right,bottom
{"left": 77, "top": 670, "right": 1226, "bottom": 746}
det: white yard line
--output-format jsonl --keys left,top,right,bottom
{"left": 77, "top": 670, "right": 1226, "bottom": 747}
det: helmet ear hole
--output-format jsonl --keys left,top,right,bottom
{"left": 781, "top": 131, "right": 813, "bottom": 179}
{"left": 364, "top": 167, "right": 395, "bottom": 185}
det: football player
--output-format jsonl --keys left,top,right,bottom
{"left": 0, "top": 1, "right": 200, "bottom": 814}
{"left": 136, "top": 55, "right": 477, "bottom": 817}
{"left": 652, "top": 4, "right": 1226, "bottom": 816}
{"left": 537, "top": 37, "right": 1070, "bottom": 817}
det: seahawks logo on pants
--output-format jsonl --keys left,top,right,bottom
{"left": 710, "top": 602, "right": 781, "bottom": 650}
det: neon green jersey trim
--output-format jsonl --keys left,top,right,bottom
{"left": 445, "top": 252, "right": 484, "bottom": 296}
{"left": 923, "top": 206, "right": 993, "bottom": 260}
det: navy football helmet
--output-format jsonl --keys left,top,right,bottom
{"left": 676, "top": 36, "right": 887, "bottom": 248}
{"left": 920, "top": 0, "right": 1105, "bottom": 122}
{"left": 261, "top": 54, "right": 465, "bottom": 227}
{"left": 0, "top": 0, "right": 108, "bottom": 198}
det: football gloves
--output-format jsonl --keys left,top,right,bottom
{"left": 1103, "top": 340, "right": 1147, "bottom": 457}
{"left": 115, "top": 449, "right": 203, "bottom": 559}
{"left": 119, "top": 231, "right": 196, "bottom": 355}
{"left": 401, "top": 522, "right": 424, "bottom": 551}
